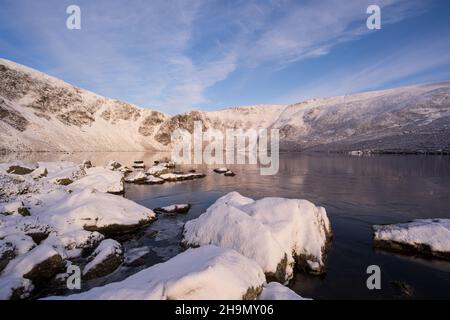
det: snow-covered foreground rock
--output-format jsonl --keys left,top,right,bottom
{"left": 0, "top": 244, "right": 64, "bottom": 299}
{"left": 182, "top": 192, "right": 332, "bottom": 282}
{"left": 46, "top": 245, "right": 266, "bottom": 300}
{"left": 373, "top": 219, "right": 450, "bottom": 260}
{"left": 258, "top": 282, "right": 309, "bottom": 300}
{"left": 83, "top": 239, "right": 123, "bottom": 279}
{"left": 0, "top": 160, "right": 157, "bottom": 299}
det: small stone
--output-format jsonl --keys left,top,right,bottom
{"left": 55, "top": 178, "right": 73, "bottom": 186}
{"left": 107, "top": 160, "right": 122, "bottom": 171}
{"left": 224, "top": 171, "right": 236, "bottom": 177}
{"left": 82, "top": 160, "right": 92, "bottom": 169}
{"left": 83, "top": 239, "right": 123, "bottom": 280}
{"left": 154, "top": 204, "right": 191, "bottom": 215}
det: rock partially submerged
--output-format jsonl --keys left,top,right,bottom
{"left": 213, "top": 167, "right": 228, "bottom": 174}
{"left": 39, "top": 188, "right": 157, "bottom": 235}
{"left": 46, "top": 245, "right": 266, "bottom": 300}
{"left": 146, "top": 165, "right": 168, "bottom": 176}
{"left": 182, "top": 192, "right": 332, "bottom": 282}
{"left": 132, "top": 161, "right": 145, "bottom": 169}
{"left": 124, "top": 171, "right": 147, "bottom": 184}
{"left": 154, "top": 204, "right": 191, "bottom": 215}
{"left": 258, "top": 282, "right": 309, "bottom": 300}
{"left": 124, "top": 246, "right": 150, "bottom": 267}
{"left": 107, "top": 160, "right": 122, "bottom": 171}
{"left": 83, "top": 239, "right": 123, "bottom": 280}
{"left": 373, "top": 219, "right": 450, "bottom": 260}
{"left": 224, "top": 170, "right": 236, "bottom": 177}
{"left": 159, "top": 172, "right": 206, "bottom": 182}
{"left": 145, "top": 175, "right": 165, "bottom": 185}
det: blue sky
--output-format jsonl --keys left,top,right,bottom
{"left": 1, "top": 0, "right": 450, "bottom": 114}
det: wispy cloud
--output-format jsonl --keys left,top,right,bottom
{"left": 282, "top": 34, "right": 450, "bottom": 103}
{"left": 0, "top": 0, "right": 442, "bottom": 113}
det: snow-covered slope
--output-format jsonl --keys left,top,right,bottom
{"left": 1, "top": 58, "right": 450, "bottom": 153}
{"left": 0, "top": 59, "right": 170, "bottom": 152}
{"left": 272, "top": 83, "right": 450, "bottom": 152}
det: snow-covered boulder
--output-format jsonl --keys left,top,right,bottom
{"left": 146, "top": 165, "right": 168, "bottom": 176}
{"left": 46, "top": 245, "right": 265, "bottom": 300}
{"left": 145, "top": 175, "right": 165, "bottom": 185}
{"left": 182, "top": 192, "right": 332, "bottom": 282}
{"left": 0, "top": 244, "right": 64, "bottom": 299}
{"left": 124, "top": 171, "right": 147, "bottom": 184}
{"left": 83, "top": 239, "right": 123, "bottom": 280}
{"left": 0, "top": 214, "right": 53, "bottom": 245}
{"left": 160, "top": 172, "right": 206, "bottom": 182}
{"left": 224, "top": 170, "right": 236, "bottom": 177}
{"left": 43, "top": 230, "right": 104, "bottom": 259}
{"left": 373, "top": 219, "right": 450, "bottom": 260}
{"left": 107, "top": 160, "right": 122, "bottom": 171}
{"left": 119, "top": 166, "right": 133, "bottom": 174}
{"left": 1, "top": 234, "right": 36, "bottom": 256}
{"left": 258, "top": 282, "right": 309, "bottom": 300}
{"left": 132, "top": 161, "right": 145, "bottom": 169}
{"left": 213, "top": 168, "right": 228, "bottom": 173}
{"left": 71, "top": 167, "right": 124, "bottom": 194}
{"left": 154, "top": 204, "right": 191, "bottom": 215}
{"left": 35, "top": 188, "right": 156, "bottom": 235}
{"left": 31, "top": 167, "right": 48, "bottom": 179}
{"left": 160, "top": 161, "right": 176, "bottom": 168}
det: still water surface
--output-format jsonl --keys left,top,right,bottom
{"left": 2, "top": 152, "right": 449, "bottom": 299}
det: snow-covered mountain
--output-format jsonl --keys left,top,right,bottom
{"left": 1, "top": 58, "right": 450, "bottom": 153}
{"left": 0, "top": 59, "right": 169, "bottom": 152}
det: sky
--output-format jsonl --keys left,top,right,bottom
{"left": 1, "top": 0, "right": 450, "bottom": 115}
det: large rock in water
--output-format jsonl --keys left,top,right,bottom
{"left": 182, "top": 192, "right": 332, "bottom": 282}
{"left": 154, "top": 204, "right": 191, "bottom": 215}
{"left": 83, "top": 239, "right": 123, "bottom": 280}
{"left": 32, "top": 188, "right": 156, "bottom": 236}
{"left": 373, "top": 219, "right": 450, "bottom": 260}
{"left": 124, "top": 171, "right": 147, "bottom": 184}
{"left": 46, "top": 245, "right": 265, "bottom": 300}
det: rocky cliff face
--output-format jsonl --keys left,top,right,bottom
{"left": 1, "top": 58, "right": 449, "bottom": 153}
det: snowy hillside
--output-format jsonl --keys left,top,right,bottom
{"left": 1, "top": 58, "right": 449, "bottom": 153}
{"left": 272, "top": 83, "right": 450, "bottom": 152}
{"left": 0, "top": 59, "right": 170, "bottom": 152}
